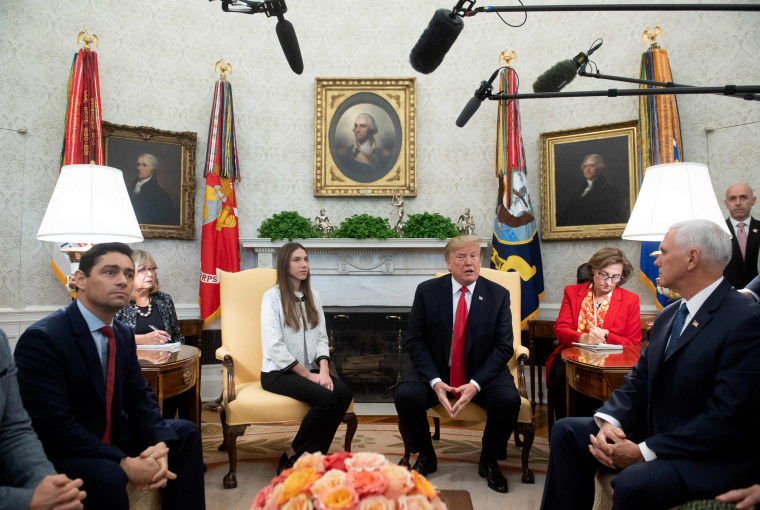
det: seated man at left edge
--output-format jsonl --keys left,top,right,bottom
{"left": 14, "top": 242, "right": 205, "bottom": 510}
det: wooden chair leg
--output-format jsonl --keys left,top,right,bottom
{"left": 342, "top": 412, "right": 357, "bottom": 452}
{"left": 432, "top": 417, "right": 441, "bottom": 440}
{"left": 397, "top": 418, "right": 412, "bottom": 468}
{"left": 220, "top": 408, "right": 248, "bottom": 489}
{"left": 515, "top": 422, "right": 535, "bottom": 484}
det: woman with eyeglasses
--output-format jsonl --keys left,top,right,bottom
{"left": 546, "top": 247, "right": 641, "bottom": 420}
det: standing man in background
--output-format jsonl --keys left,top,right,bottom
{"left": 723, "top": 183, "right": 759, "bottom": 288}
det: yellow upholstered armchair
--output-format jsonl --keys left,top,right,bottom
{"left": 215, "top": 268, "right": 358, "bottom": 489}
{"left": 398, "top": 268, "right": 535, "bottom": 483}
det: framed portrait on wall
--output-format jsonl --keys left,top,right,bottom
{"left": 103, "top": 122, "right": 197, "bottom": 240}
{"left": 314, "top": 78, "right": 416, "bottom": 197}
{"left": 539, "top": 120, "right": 640, "bottom": 241}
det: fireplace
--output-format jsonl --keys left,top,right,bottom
{"left": 325, "top": 307, "right": 411, "bottom": 403}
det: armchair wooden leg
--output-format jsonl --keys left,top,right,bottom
{"left": 397, "top": 418, "right": 412, "bottom": 468}
{"left": 220, "top": 408, "right": 248, "bottom": 489}
{"left": 432, "top": 417, "right": 441, "bottom": 440}
{"left": 342, "top": 412, "right": 358, "bottom": 452}
{"left": 515, "top": 422, "right": 535, "bottom": 484}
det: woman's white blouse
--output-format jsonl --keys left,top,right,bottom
{"left": 260, "top": 285, "right": 330, "bottom": 373}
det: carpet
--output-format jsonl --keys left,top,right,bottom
{"left": 201, "top": 421, "right": 549, "bottom": 473}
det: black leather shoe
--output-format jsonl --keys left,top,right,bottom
{"left": 479, "top": 460, "right": 508, "bottom": 493}
{"left": 277, "top": 452, "right": 297, "bottom": 474}
{"left": 411, "top": 454, "right": 438, "bottom": 476}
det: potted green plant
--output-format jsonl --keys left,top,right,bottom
{"left": 332, "top": 214, "right": 399, "bottom": 240}
{"left": 257, "top": 211, "right": 317, "bottom": 241}
{"left": 403, "top": 212, "right": 459, "bottom": 239}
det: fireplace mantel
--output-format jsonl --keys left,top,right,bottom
{"left": 240, "top": 238, "right": 489, "bottom": 307}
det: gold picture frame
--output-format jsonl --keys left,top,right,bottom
{"left": 539, "top": 120, "right": 639, "bottom": 241}
{"left": 314, "top": 78, "right": 417, "bottom": 197}
{"left": 103, "top": 122, "right": 197, "bottom": 240}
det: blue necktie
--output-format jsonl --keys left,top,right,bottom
{"left": 665, "top": 303, "right": 689, "bottom": 359}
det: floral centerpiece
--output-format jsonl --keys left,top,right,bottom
{"left": 251, "top": 452, "right": 447, "bottom": 510}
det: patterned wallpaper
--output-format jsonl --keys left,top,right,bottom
{"left": 1, "top": 0, "right": 759, "bottom": 331}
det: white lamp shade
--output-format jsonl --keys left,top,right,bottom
{"left": 622, "top": 162, "right": 730, "bottom": 242}
{"left": 37, "top": 164, "right": 144, "bottom": 244}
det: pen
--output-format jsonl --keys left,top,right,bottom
{"left": 148, "top": 325, "right": 172, "bottom": 343}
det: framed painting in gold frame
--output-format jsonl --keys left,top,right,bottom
{"left": 314, "top": 78, "right": 416, "bottom": 197}
{"left": 103, "top": 122, "right": 197, "bottom": 240}
{"left": 539, "top": 120, "right": 639, "bottom": 241}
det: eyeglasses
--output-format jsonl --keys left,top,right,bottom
{"left": 597, "top": 271, "right": 622, "bottom": 282}
{"left": 137, "top": 266, "right": 157, "bottom": 274}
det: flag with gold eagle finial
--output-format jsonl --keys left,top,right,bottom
{"left": 53, "top": 47, "right": 105, "bottom": 297}
{"left": 489, "top": 66, "right": 544, "bottom": 327}
{"left": 637, "top": 43, "right": 684, "bottom": 309}
{"left": 199, "top": 79, "right": 241, "bottom": 326}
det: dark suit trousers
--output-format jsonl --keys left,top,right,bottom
{"left": 541, "top": 417, "right": 760, "bottom": 510}
{"left": 394, "top": 379, "right": 520, "bottom": 462}
{"left": 260, "top": 369, "right": 353, "bottom": 456}
{"left": 53, "top": 419, "right": 205, "bottom": 510}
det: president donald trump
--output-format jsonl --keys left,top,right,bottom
{"left": 394, "top": 235, "right": 521, "bottom": 493}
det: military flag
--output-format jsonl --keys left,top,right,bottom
{"left": 637, "top": 36, "right": 684, "bottom": 308}
{"left": 490, "top": 64, "right": 545, "bottom": 327}
{"left": 54, "top": 39, "right": 105, "bottom": 296}
{"left": 199, "top": 77, "right": 241, "bottom": 326}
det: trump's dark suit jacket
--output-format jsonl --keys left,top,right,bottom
{"left": 404, "top": 274, "right": 514, "bottom": 390}
{"left": 724, "top": 217, "right": 760, "bottom": 288}
{"left": 14, "top": 301, "right": 177, "bottom": 463}
{"left": 599, "top": 279, "right": 760, "bottom": 483}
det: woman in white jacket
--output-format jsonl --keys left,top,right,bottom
{"left": 260, "top": 242, "right": 353, "bottom": 474}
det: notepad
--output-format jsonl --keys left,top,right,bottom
{"left": 137, "top": 342, "right": 182, "bottom": 352}
{"left": 571, "top": 342, "right": 623, "bottom": 352}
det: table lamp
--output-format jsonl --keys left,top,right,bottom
{"left": 37, "top": 164, "right": 143, "bottom": 288}
{"left": 622, "top": 161, "right": 729, "bottom": 296}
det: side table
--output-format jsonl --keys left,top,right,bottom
{"left": 138, "top": 345, "right": 201, "bottom": 426}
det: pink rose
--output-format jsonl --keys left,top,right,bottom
{"left": 380, "top": 464, "right": 414, "bottom": 500}
{"left": 324, "top": 452, "right": 354, "bottom": 472}
{"left": 345, "top": 453, "right": 387, "bottom": 471}
{"left": 280, "top": 493, "right": 315, "bottom": 510}
{"left": 346, "top": 470, "right": 389, "bottom": 497}
{"left": 264, "top": 483, "right": 284, "bottom": 510}
{"left": 397, "top": 494, "right": 434, "bottom": 510}
{"left": 251, "top": 484, "right": 274, "bottom": 509}
{"left": 311, "top": 469, "right": 348, "bottom": 499}
{"left": 294, "top": 452, "right": 326, "bottom": 473}
{"left": 358, "top": 495, "right": 396, "bottom": 510}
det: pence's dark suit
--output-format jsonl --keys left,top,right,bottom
{"left": 15, "top": 302, "right": 205, "bottom": 510}
{"left": 394, "top": 274, "right": 521, "bottom": 463}
{"left": 541, "top": 279, "right": 760, "bottom": 510}
{"left": 724, "top": 217, "right": 760, "bottom": 288}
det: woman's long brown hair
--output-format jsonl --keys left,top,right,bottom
{"left": 276, "top": 242, "right": 320, "bottom": 332}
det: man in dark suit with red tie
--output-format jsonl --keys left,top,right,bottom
{"left": 540, "top": 220, "right": 760, "bottom": 510}
{"left": 723, "top": 183, "right": 760, "bottom": 288}
{"left": 15, "top": 243, "right": 205, "bottom": 510}
{"left": 394, "top": 236, "right": 521, "bottom": 493}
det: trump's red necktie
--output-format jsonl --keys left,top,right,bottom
{"left": 98, "top": 325, "right": 116, "bottom": 444}
{"left": 450, "top": 287, "right": 468, "bottom": 395}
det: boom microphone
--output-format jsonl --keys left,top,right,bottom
{"left": 410, "top": 8, "right": 464, "bottom": 74}
{"left": 456, "top": 68, "right": 500, "bottom": 128}
{"left": 275, "top": 16, "right": 303, "bottom": 75}
{"left": 532, "top": 40, "right": 604, "bottom": 93}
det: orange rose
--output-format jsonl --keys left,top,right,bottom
{"left": 279, "top": 468, "right": 321, "bottom": 503}
{"left": 315, "top": 485, "right": 359, "bottom": 510}
{"left": 410, "top": 471, "right": 437, "bottom": 499}
{"left": 380, "top": 464, "right": 414, "bottom": 500}
{"left": 311, "top": 469, "right": 347, "bottom": 499}
{"left": 357, "top": 495, "right": 396, "bottom": 510}
{"left": 346, "top": 469, "right": 389, "bottom": 497}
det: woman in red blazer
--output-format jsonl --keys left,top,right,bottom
{"left": 546, "top": 247, "right": 641, "bottom": 420}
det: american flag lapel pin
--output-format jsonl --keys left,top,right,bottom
{"left": 691, "top": 320, "right": 699, "bottom": 328}
{"left": 478, "top": 296, "right": 483, "bottom": 301}
{"left": 753, "top": 228, "right": 759, "bottom": 234}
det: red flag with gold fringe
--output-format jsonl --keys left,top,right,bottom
{"left": 199, "top": 79, "right": 241, "bottom": 326}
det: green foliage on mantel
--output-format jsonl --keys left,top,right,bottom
{"left": 332, "top": 214, "right": 399, "bottom": 240}
{"left": 403, "top": 212, "right": 459, "bottom": 239}
{"left": 257, "top": 211, "right": 317, "bottom": 241}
